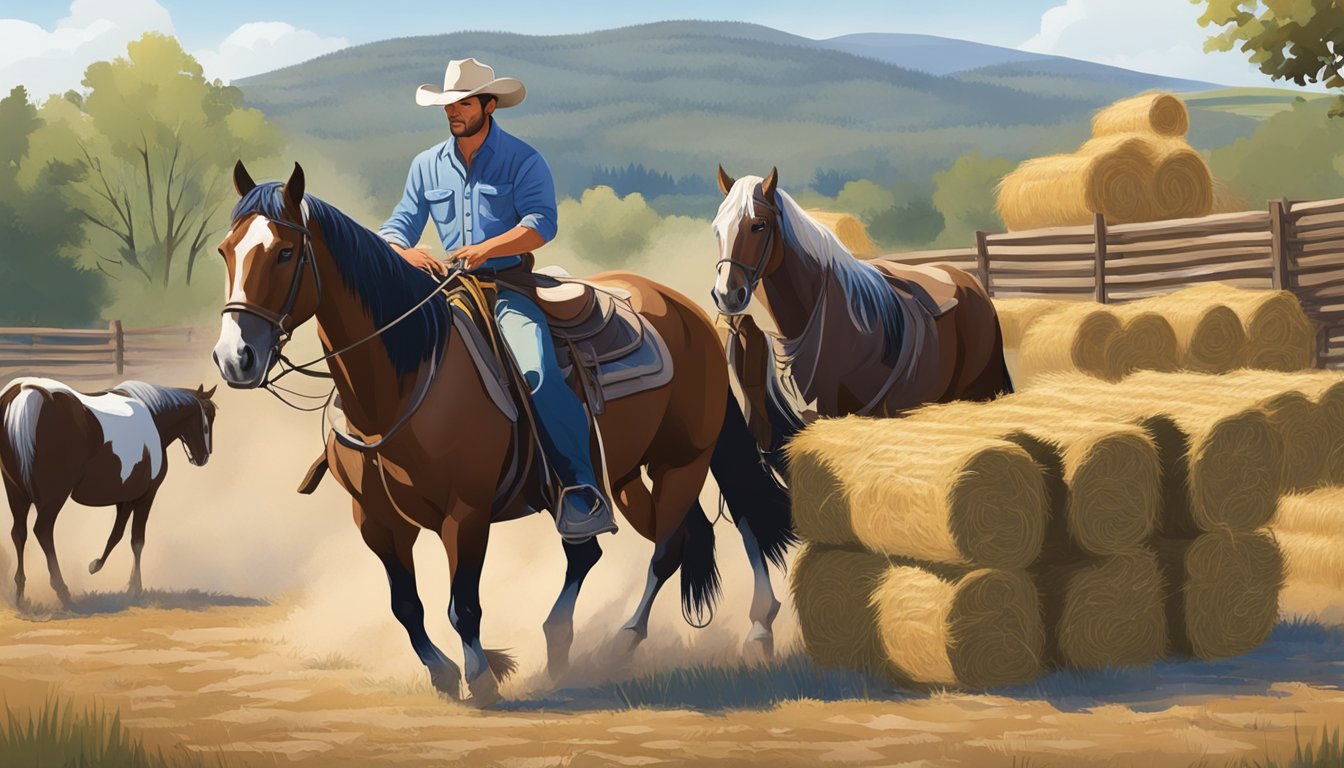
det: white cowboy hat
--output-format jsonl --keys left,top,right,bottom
{"left": 415, "top": 57, "right": 526, "bottom": 108}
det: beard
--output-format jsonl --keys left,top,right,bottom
{"left": 449, "top": 111, "right": 488, "bottom": 138}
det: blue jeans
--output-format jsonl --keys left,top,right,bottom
{"left": 495, "top": 288, "right": 598, "bottom": 490}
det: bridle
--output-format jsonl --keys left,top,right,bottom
{"left": 182, "top": 399, "right": 212, "bottom": 466}
{"left": 220, "top": 208, "right": 462, "bottom": 452}
{"left": 715, "top": 192, "right": 784, "bottom": 308}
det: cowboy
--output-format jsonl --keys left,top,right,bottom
{"left": 379, "top": 58, "right": 616, "bottom": 543}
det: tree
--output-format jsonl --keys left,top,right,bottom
{"left": 869, "top": 199, "right": 945, "bottom": 248}
{"left": 932, "top": 152, "right": 1014, "bottom": 246}
{"left": 0, "top": 86, "right": 106, "bottom": 326}
{"left": 1196, "top": 0, "right": 1344, "bottom": 115}
{"left": 1208, "top": 97, "right": 1344, "bottom": 205}
{"left": 67, "top": 33, "right": 282, "bottom": 288}
{"left": 556, "top": 186, "right": 663, "bottom": 265}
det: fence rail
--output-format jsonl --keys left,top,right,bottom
{"left": 0, "top": 321, "right": 201, "bottom": 384}
{"left": 885, "top": 197, "right": 1344, "bottom": 367}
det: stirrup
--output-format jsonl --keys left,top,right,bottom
{"left": 555, "top": 484, "right": 618, "bottom": 543}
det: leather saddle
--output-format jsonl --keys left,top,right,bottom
{"left": 869, "top": 259, "right": 960, "bottom": 318}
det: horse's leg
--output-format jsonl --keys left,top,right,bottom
{"left": 31, "top": 497, "right": 72, "bottom": 609}
{"left": 358, "top": 508, "right": 462, "bottom": 699}
{"left": 542, "top": 535, "right": 602, "bottom": 682}
{"left": 441, "top": 505, "right": 502, "bottom": 707}
{"left": 89, "top": 501, "right": 133, "bottom": 575}
{"left": 126, "top": 489, "right": 157, "bottom": 596}
{"left": 5, "top": 479, "right": 30, "bottom": 607}
{"left": 735, "top": 516, "right": 782, "bottom": 663}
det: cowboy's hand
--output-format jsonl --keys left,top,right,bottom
{"left": 391, "top": 244, "right": 447, "bottom": 276}
{"left": 451, "top": 244, "right": 494, "bottom": 270}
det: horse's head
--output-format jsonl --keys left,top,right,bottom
{"left": 182, "top": 384, "right": 218, "bottom": 467}
{"left": 711, "top": 165, "right": 785, "bottom": 315}
{"left": 213, "top": 161, "right": 321, "bottom": 388}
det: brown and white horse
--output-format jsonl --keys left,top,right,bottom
{"left": 0, "top": 377, "right": 217, "bottom": 609}
{"left": 211, "top": 162, "right": 793, "bottom": 706}
{"left": 711, "top": 167, "right": 1011, "bottom": 466}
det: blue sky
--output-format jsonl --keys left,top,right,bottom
{"left": 0, "top": 0, "right": 1315, "bottom": 99}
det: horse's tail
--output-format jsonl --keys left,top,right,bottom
{"left": 677, "top": 500, "right": 720, "bottom": 629}
{"left": 710, "top": 390, "right": 797, "bottom": 570}
{"left": 0, "top": 380, "right": 44, "bottom": 497}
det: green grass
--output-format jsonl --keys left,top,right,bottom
{"left": 0, "top": 698, "right": 238, "bottom": 768}
{"left": 1232, "top": 728, "right": 1344, "bottom": 768}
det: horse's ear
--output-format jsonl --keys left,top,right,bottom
{"left": 717, "top": 164, "right": 735, "bottom": 197}
{"left": 762, "top": 166, "right": 778, "bottom": 200}
{"left": 199, "top": 384, "right": 217, "bottom": 399}
{"left": 283, "top": 162, "right": 306, "bottom": 210}
{"left": 233, "top": 160, "right": 256, "bottom": 197}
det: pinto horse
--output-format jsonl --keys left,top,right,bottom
{"left": 0, "top": 377, "right": 217, "bottom": 609}
{"left": 212, "top": 162, "right": 793, "bottom": 706}
{"left": 711, "top": 167, "right": 1011, "bottom": 464}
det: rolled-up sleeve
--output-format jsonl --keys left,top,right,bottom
{"left": 513, "top": 153, "right": 558, "bottom": 243}
{"left": 379, "top": 156, "right": 429, "bottom": 248}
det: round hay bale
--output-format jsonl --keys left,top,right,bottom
{"left": 1174, "top": 284, "right": 1315, "bottom": 371}
{"left": 788, "top": 417, "right": 1047, "bottom": 568}
{"left": 872, "top": 566, "right": 1044, "bottom": 688}
{"left": 1261, "top": 391, "right": 1330, "bottom": 491}
{"left": 1106, "top": 311, "right": 1180, "bottom": 380}
{"left": 1158, "top": 531, "right": 1282, "bottom": 660}
{"left": 910, "top": 403, "right": 1162, "bottom": 557}
{"left": 1091, "top": 92, "right": 1190, "bottom": 138}
{"left": 1038, "top": 550, "right": 1167, "bottom": 668}
{"left": 996, "top": 135, "right": 1158, "bottom": 230}
{"left": 1151, "top": 139, "right": 1214, "bottom": 220}
{"left": 791, "top": 545, "right": 895, "bottom": 677}
{"left": 1274, "top": 488, "right": 1344, "bottom": 538}
{"left": 1276, "top": 529, "right": 1344, "bottom": 590}
{"left": 1016, "top": 305, "right": 1122, "bottom": 385}
{"left": 805, "top": 209, "right": 875, "bottom": 257}
{"left": 1116, "top": 291, "right": 1247, "bottom": 373}
{"left": 993, "top": 298, "right": 1077, "bottom": 348}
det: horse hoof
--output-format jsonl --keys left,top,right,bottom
{"left": 428, "top": 665, "right": 462, "bottom": 700}
{"left": 743, "top": 634, "right": 774, "bottom": 666}
{"left": 465, "top": 672, "right": 501, "bottom": 708}
{"left": 542, "top": 621, "right": 573, "bottom": 683}
{"left": 612, "top": 628, "right": 644, "bottom": 662}
{"left": 88, "top": 559, "right": 103, "bottom": 575}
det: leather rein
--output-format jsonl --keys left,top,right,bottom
{"left": 221, "top": 212, "right": 461, "bottom": 452}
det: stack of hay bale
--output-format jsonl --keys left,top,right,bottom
{"left": 789, "top": 368, "right": 1344, "bottom": 687}
{"left": 804, "top": 209, "right": 875, "bottom": 257}
{"left": 997, "top": 283, "right": 1316, "bottom": 387}
{"left": 996, "top": 93, "right": 1214, "bottom": 230}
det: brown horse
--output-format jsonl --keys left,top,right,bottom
{"left": 711, "top": 167, "right": 1010, "bottom": 461}
{"left": 1, "top": 377, "right": 217, "bottom": 609}
{"left": 212, "top": 162, "right": 793, "bottom": 706}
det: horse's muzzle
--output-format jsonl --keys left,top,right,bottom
{"left": 214, "top": 311, "right": 277, "bottom": 389}
{"left": 711, "top": 286, "right": 751, "bottom": 316}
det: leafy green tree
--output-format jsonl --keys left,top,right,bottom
{"left": 869, "top": 199, "right": 945, "bottom": 248}
{"left": 0, "top": 86, "right": 106, "bottom": 326}
{"left": 1196, "top": 0, "right": 1344, "bottom": 115}
{"left": 556, "top": 186, "right": 662, "bottom": 266}
{"left": 66, "top": 33, "right": 282, "bottom": 288}
{"left": 931, "top": 152, "right": 1014, "bottom": 246}
{"left": 835, "top": 180, "right": 896, "bottom": 221}
{"left": 1208, "top": 97, "right": 1344, "bottom": 205}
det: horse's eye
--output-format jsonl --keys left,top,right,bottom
{"left": 277, "top": 248, "right": 295, "bottom": 264}
{"left": 751, "top": 222, "right": 767, "bottom": 233}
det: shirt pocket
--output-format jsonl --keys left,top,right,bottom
{"left": 425, "top": 188, "right": 455, "bottom": 224}
{"left": 474, "top": 183, "right": 513, "bottom": 225}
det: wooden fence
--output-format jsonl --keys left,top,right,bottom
{"left": 889, "top": 197, "right": 1344, "bottom": 367}
{"left": 0, "top": 321, "right": 203, "bottom": 384}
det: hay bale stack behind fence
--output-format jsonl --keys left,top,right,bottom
{"left": 1021, "top": 374, "right": 1286, "bottom": 534}
{"left": 1092, "top": 93, "right": 1190, "bottom": 138}
{"left": 1035, "top": 550, "right": 1167, "bottom": 668}
{"left": 788, "top": 416, "right": 1047, "bottom": 568}
{"left": 792, "top": 545, "right": 1045, "bottom": 688}
{"left": 1114, "top": 290, "right": 1247, "bottom": 373}
{"left": 1152, "top": 138, "right": 1214, "bottom": 220}
{"left": 997, "top": 135, "right": 1158, "bottom": 230}
{"left": 908, "top": 404, "right": 1161, "bottom": 557}
{"left": 1156, "top": 531, "right": 1282, "bottom": 659}
{"left": 806, "top": 209, "right": 875, "bottom": 257}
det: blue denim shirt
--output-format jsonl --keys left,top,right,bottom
{"left": 379, "top": 120, "right": 558, "bottom": 271}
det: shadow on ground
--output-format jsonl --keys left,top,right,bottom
{"left": 17, "top": 589, "right": 268, "bottom": 618}
{"left": 503, "top": 620, "right": 1344, "bottom": 713}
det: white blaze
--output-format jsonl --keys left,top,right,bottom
{"left": 228, "top": 215, "right": 277, "bottom": 303}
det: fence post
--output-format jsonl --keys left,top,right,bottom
{"left": 1093, "top": 212, "right": 1108, "bottom": 303}
{"left": 974, "top": 230, "right": 991, "bottom": 296}
{"left": 1270, "top": 198, "right": 1290, "bottom": 291}
{"left": 110, "top": 319, "right": 124, "bottom": 376}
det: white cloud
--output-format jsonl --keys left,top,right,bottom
{"left": 0, "top": 0, "right": 174, "bottom": 100}
{"left": 194, "top": 22, "right": 348, "bottom": 83}
{"left": 1019, "top": 0, "right": 1325, "bottom": 91}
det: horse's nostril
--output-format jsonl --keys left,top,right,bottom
{"left": 734, "top": 286, "right": 749, "bottom": 306}
{"left": 239, "top": 346, "right": 255, "bottom": 373}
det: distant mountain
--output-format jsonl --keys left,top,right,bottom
{"left": 236, "top": 20, "right": 1258, "bottom": 215}
{"left": 816, "top": 33, "right": 1052, "bottom": 76}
